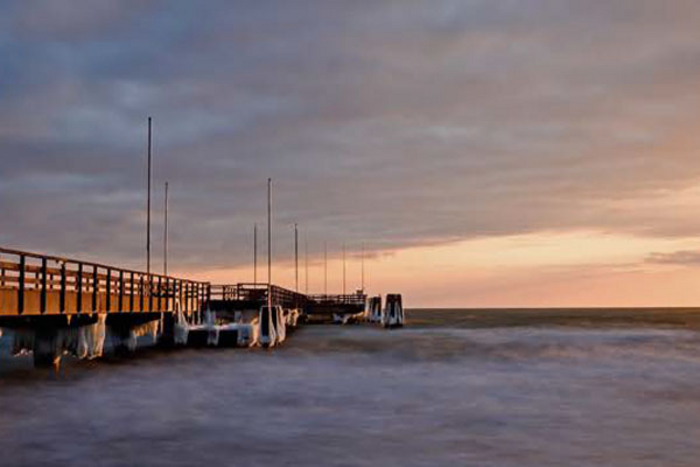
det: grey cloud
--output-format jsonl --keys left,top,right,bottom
{"left": 2, "top": 0, "right": 700, "bottom": 271}
{"left": 646, "top": 251, "right": 700, "bottom": 267}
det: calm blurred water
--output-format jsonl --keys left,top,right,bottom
{"left": 2, "top": 311, "right": 700, "bottom": 466}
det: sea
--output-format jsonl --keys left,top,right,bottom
{"left": 2, "top": 308, "right": 700, "bottom": 466}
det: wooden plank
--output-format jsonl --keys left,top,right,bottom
{"left": 0, "top": 261, "right": 20, "bottom": 272}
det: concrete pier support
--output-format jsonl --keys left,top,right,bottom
{"left": 32, "top": 328, "right": 61, "bottom": 370}
{"left": 159, "top": 312, "right": 175, "bottom": 347}
{"left": 109, "top": 327, "right": 136, "bottom": 356}
{"left": 107, "top": 314, "right": 161, "bottom": 356}
{"left": 3, "top": 315, "right": 104, "bottom": 369}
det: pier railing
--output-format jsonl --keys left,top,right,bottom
{"left": 0, "top": 247, "right": 210, "bottom": 317}
{"left": 303, "top": 293, "right": 367, "bottom": 317}
{"left": 307, "top": 293, "right": 367, "bottom": 306}
{"left": 210, "top": 283, "right": 308, "bottom": 309}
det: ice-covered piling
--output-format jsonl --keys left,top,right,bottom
{"left": 368, "top": 296, "right": 382, "bottom": 323}
{"left": 382, "top": 294, "right": 405, "bottom": 329}
{"left": 9, "top": 314, "right": 108, "bottom": 369}
{"left": 259, "top": 305, "right": 288, "bottom": 348}
{"left": 184, "top": 308, "right": 262, "bottom": 348}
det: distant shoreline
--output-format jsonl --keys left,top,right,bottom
{"left": 407, "top": 307, "right": 700, "bottom": 311}
{"left": 407, "top": 307, "right": 700, "bottom": 329}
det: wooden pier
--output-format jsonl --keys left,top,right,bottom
{"left": 0, "top": 246, "right": 383, "bottom": 368}
{"left": 0, "top": 247, "right": 208, "bottom": 322}
{"left": 208, "top": 285, "right": 367, "bottom": 321}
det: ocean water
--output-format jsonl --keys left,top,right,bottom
{"left": 2, "top": 310, "right": 700, "bottom": 466}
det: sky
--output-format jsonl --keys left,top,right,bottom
{"left": 1, "top": 1, "right": 700, "bottom": 307}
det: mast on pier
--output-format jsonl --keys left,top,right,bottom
{"left": 163, "top": 181, "right": 168, "bottom": 276}
{"left": 146, "top": 117, "right": 152, "bottom": 275}
{"left": 267, "top": 178, "right": 272, "bottom": 312}
{"left": 253, "top": 223, "right": 258, "bottom": 285}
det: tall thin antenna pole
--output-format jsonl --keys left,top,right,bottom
{"left": 342, "top": 243, "right": 346, "bottom": 295}
{"left": 305, "top": 238, "right": 309, "bottom": 295}
{"left": 146, "top": 117, "right": 152, "bottom": 275}
{"left": 324, "top": 242, "right": 328, "bottom": 296}
{"left": 253, "top": 223, "right": 258, "bottom": 285}
{"left": 164, "top": 181, "right": 168, "bottom": 276}
{"left": 294, "top": 223, "right": 299, "bottom": 293}
{"left": 361, "top": 242, "right": 365, "bottom": 292}
{"left": 267, "top": 178, "right": 272, "bottom": 312}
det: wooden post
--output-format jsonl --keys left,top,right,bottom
{"left": 60, "top": 262, "right": 66, "bottom": 313}
{"left": 106, "top": 268, "right": 112, "bottom": 312}
{"left": 18, "top": 255, "right": 25, "bottom": 314}
{"left": 76, "top": 263, "right": 83, "bottom": 313}
{"left": 139, "top": 275, "right": 144, "bottom": 311}
{"left": 119, "top": 270, "right": 124, "bottom": 312}
{"left": 92, "top": 266, "right": 98, "bottom": 312}
{"left": 148, "top": 275, "right": 153, "bottom": 312}
{"left": 158, "top": 276, "right": 162, "bottom": 311}
{"left": 130, "top": 271, "right": 135, "bottom": 312}
{"left": 164, "top": 277, "right": 169, "bottom": 311}
{"left": 195, "top": 283, "right": 200, "bottom": 314}
{"left": 40, "top": 257, "right": 47, "bottom": 314}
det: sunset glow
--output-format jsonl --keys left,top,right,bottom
{"left": 181, "top": 229, "right": 700, "bottom": 307}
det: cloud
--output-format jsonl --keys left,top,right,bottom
{"left": 2, "top": 1, "right": 700, "bottom": 271}
{"left": 646, "top": 250, "right": 700, "bottom": 267}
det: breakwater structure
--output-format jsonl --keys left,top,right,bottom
{"left": 0, "top": 246, "right": 403, "bottom": 369}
